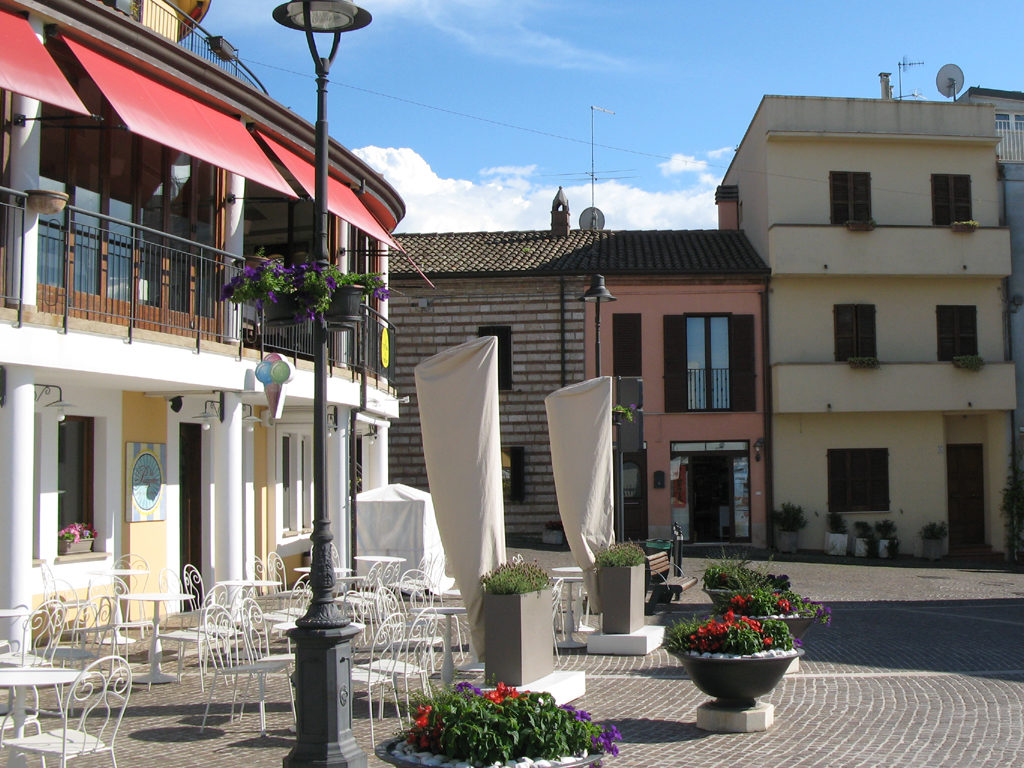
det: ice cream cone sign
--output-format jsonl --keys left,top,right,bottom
{"left": 255, "top": 353, "right": 293, "bottom": 421}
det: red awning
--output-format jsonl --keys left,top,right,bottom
{"left": 257, "top": 131, "right": 400, "bottom": 249}
{"left": 64, "top": 38, "right": 293, "bottom": 198}
{"left": 0, "top": 9, "right": 89, "bottom": 115}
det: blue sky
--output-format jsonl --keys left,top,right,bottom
{"left": 203, "top": 0, "right": 1022, "bottom": 233}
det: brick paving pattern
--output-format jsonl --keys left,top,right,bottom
{"left": 6, "top": 546, "right": 1023, "bottom": 768}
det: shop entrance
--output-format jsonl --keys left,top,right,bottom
{"left": 690, "top": 455, "right": 733, "bottom": 541}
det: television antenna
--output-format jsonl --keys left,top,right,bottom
{"left": 590, "top": 105, "right": 614, "bottom": 210}
{"left": 935, "top": 63, "right": 964, "bottom": 100}
{"left": 897, "top": 56, "right": 924, "bottom": 100}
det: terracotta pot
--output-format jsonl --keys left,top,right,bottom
{"left": 484, "top": 589, "right": 553, "bottom": 686}
{"left": 670, "top": 649, "right": 803, "bottom": 708}
{"left": 324, "top": 285, "right": 365, "bottom": 329}
{"left": 598, "top": 564, "right": 644, "bottom": 634}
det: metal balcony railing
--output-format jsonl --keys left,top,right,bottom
{"left": 996, "top": 127, "right": 1024, "bottom": 162}
{"left": 104, "top": 0, "right": 267, "bottom": 93}
{"left": 687, "top": 367, "right": 731, "bottom": 411}
{"left": 1, "top": 186, "right": 394, "bottom": 388}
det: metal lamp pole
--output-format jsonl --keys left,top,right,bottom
{"left": 273, "top": 2, "right": 370, "bottom": 766}
{"left": 579, "top": 274, "right": 616, "bottom": 378}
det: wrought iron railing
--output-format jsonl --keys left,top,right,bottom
{"left": 996, "top": 127, "right": 1024, "bottom": 163}
{"left": 106, "top": 0, "right": 267, "bottom": 93}
{"left": 687, "top": 367, "right": 731, "bottom": 411}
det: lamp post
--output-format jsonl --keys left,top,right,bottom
{"left": 273, "top": 2, "right": 370, "bottom": 766}
{"left": 578, "top": 274, "right": 616, "bottom": 377}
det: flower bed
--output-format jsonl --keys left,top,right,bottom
{"left": 664, "top": 612, "right": 797, "bottom": 658}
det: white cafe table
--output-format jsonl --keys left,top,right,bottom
{"left": 353, "top": 555, "right": 406, "bottom": 564}
{"left": 551, "top": 566, "right": 590, "bottom": 649}
{"left": 0, "top": 666, "right": 81, "bottom": 768}
{"left": 120, "top": 592, "right": 191, "bottom": 685}
{"left": 417, "top": 606, "right": 467, "bottom": 686}
{"left": 293, "top": 566, "right": 352, "bottom": 577}
{"left": 89, "top": 567, "right": 151, "bottom": 645}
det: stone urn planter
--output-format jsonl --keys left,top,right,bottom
{"left": 671, "top": 649, "right": 803, "bottom": 708}
{"left": 484, "top": 588, "right": 553, "bottom": 686}
{"left": 598, "top": 564, "right": 644, "bottom": 634}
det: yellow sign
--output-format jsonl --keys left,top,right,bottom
{"left": 381, "top": 328, "right": 390, "bottom": 369}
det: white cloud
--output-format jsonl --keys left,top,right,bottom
{"left": 658, "top": 154, "right": 709, "bottom": 176}
{"left": 707, "top": 146, "right": 735, "bottom": 159}
{"left": 354, "top": 146, "right": 719, "bottom": 233}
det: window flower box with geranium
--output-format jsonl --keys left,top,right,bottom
{"left": 379, "top": 681, "right": 621, "bottom": 767}
{"left": 220, "top": 255, "right": 388, "bottom": 327}
{"left": 58, "top": 522, "right": 96, "bottom": 555}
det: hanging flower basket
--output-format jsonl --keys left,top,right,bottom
{"left": 263, "top": 294, "right": 302, "bottom": 327}
{"left": 323, "top": 284, "right": 366, "bottom": 328}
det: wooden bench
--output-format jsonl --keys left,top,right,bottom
{"left": 645, "top": 551, "right": 698, "bottom": 615}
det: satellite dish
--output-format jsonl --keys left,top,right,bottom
{"left": 935, "top": 63, "right": 964, "bottom": 99}
{"left": 579, "top": 206, "right": 605, "bottom": 231}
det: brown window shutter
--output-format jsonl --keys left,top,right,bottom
{"left": 957, "top": 306, "right": 978, "bottom": 356}
{"left": 932, "top": 174, "right": 952, "bottom": 225}
{"left": 856, "top": 304, "right": 877, "bottom": 358}
{"left": 869, "top": 449, "right": 889, "bottom": 509}
{"left": 479, "top": 325, "right": 512, "bottom": 390}
{"left": 613, "top": 314, "right": 643, "bottom": 377}
{"left": 851, "top": 172, "right": 871, "bottom": 222}
{"left": 834, "top": 304, "right": 856, "bottom": 361}
{"left": 952, "top": 175, "right": 972, "bottom": 222}
{"left": 936, "top": 306, "right": 956, "bottom": 360}
{"left": 728, "top": 315, "right": 756, "bottom": 412}
{"left": 663, "top": 315, "right": 687, "bottom": 412}
{"left": 827, "top": 450, "right": 848, "bottom": 511}
{"left": 830, "top": 171, "right": 849, "bottom": 224}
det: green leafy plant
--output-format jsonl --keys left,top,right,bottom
{"left": 594, "top": 541, "right": 645, "bottom": 568}
{"left": 1001, "top": 461, "right": 1024, "bottom": 564}
{"left": 772, "top": 502, "right": 808, "bottom": 532}
{"left": 480, "top": 560, "right": 549, "bottom": 595}
{"left": 827, "top": 510, "right": 848, "bottom": 534}
{"left": 847, "top": 356, "right": 880, "bottom": 369}
{"left": 920, "top": 521, "right": 948, "bottom": 540}
{"left": 220, "top": 251, "right": 387, "bottom": 322}
{"left": 612, "top": 403, "right": 638, "bottom": 422}
{"left": 398, "top": 682, "right": 621, "bottom": 764}
{"left": 702, "top": 553, "right": 790, "bottom": 592}
{"left": 845, "top": 218, "right": 876, "bottom": 231}
{"left": 874, "top": 519, "right": 897, "bottom": 539}
{"left": 951, "top": 219, "right": 979, "bottom": 231}
{"left": 725, "top": 587, "right": 832, "bottom": 626}
{"left": 952, "top": 355, "right": 985, "bottom": 371}
{"left": 664, "top": 613, "right": 795, "bottom": 657}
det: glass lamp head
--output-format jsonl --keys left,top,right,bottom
{"left": 272, "top": 0, "right": 372, "bottom": 32}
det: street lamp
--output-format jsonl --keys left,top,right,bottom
{"left": 273, "top": 2, "right": 369, "bottom": 767}
{"left": 578, "top": 274, "right": 616, "bottom": 377}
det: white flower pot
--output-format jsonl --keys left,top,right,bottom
{"left": 921, "top": 538, "right": 944, "bottom": 561}
{"left": 854, "top": 538, "right": 870, "bottom": 557}
{"left": 878, "top": 539, "right": 891, "bottom": 559}
{"left": 824, "top": 532, "right": 847, "bottom": 556}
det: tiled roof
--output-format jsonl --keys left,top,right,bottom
{"left": 392, "top": 229, "right": 767, "bottom": 278}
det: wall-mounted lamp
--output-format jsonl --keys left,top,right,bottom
{"left": 35, "top": 384, "right": 75, "bottom": 422}
{"left": 242, "top": 404, "right": 262, "bottom": 433}
{"left": 753, "top": 437, "right": 765, "bottom": 462}
{"left": 194, "top": 392, "right": 225, "bottom": 431}
{"left": 327, "top": 405, "right": 339, "bottom": 437}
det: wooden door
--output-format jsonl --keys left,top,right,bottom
{"left": 622, "top": 452, "right": 647, "bottom": 542}
{"left": 179, "top": 423, "right": 204, "bottom": 573}
{"left": 946, "top": 444, "right": 985, "bottom": 547}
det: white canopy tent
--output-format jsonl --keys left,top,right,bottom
{"left": 355, "top": 483, "right": 454, "bottom": 593}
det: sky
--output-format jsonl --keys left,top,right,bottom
{"left": 202, "top": 1, "right": 1024, "bottom": 234}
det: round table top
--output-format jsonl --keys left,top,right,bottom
{"left": 293, "top": 566, "right": 352, "bottom": 575}
{"left": 0, "top": 666, "right": 81, "bottom": 686}
{"left": 120, "top": 591, "right": 192, "bottom": 602}
{"left": 215, "top": 579, "right": 281, "bottom": 588}
{"left": 89, "top": 568, "right": 150, "bottom": 577}
{"left": 417, "top": 606, "right": 467, "bottom": 616}
{"left": 353, "top": 555, "right": 406, "bottom": 563}
{"left": 551, "top": 565, "right": 583, "bottom": 574}
{"left": 0, "top": 607, "right": 30, "bottom": 619}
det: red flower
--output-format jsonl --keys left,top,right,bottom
{"left": 763, "top": 636, "right": 773, "bottom": 646}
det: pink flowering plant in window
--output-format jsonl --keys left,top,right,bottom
{"left": 58, "top": 522, "right": 96, "bottom": 543}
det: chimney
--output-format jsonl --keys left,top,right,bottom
{"left": 879, "top": 72, "right": 892, "bottom": 100}
{"left": 551, "top": 186, "right": 570, "bottom": 237}
{"left": 715, "top": 184, "right": 739, "bottom": 230}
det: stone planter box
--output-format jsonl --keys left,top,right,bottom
{"left": 824, "top": 532, "right": 848, "bottom": 556}
{"left": 776, "top": 530, "right": 799, "bottom": 554}
{"left": 878, "top": 539, "right": 893, "bottom": 559}
{"left": 921, "top": 538, "right": 944, "bottom": 561}
{"left": 854, "top": 537, "right": 870, "bottom": 557}
{"left": 598, "top": 564, "right": 644, "bottom": 634}
{"left": 541, "top": 529, "right": 565, "bottom": 546}
{"left": 484, "top": 588, "right": 553, "bottom": 686}
{"left": 57, "top": 539, "right": 94, "bottom": 555}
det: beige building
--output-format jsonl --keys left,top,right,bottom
{"left": 721, "top": 94, "right": 1016, "bottom": 557}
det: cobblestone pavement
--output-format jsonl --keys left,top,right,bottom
{"left": 7, "top": 545, "right": 1023, "bottom": 768}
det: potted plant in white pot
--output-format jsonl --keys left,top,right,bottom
{"left": 541, "top": 519, "right": 565, "bottom": 546}
{"left": 772, "top": 503, "right": 807, "bottom": 554}
{"left": 824, "top": 510, "right": 848, "bottom": 556}
{"left": 594, "top": 541, "right": 646, "bottom": 635}
{"left": 481, "top": 559, "right": 553, "bottom": 686}
{"left": 853, "top": 521, "right": 877, "bottom": 558}
{"left": 874, "top": 519, "right": 899, "bottom": 559}
{"left": 920, "top": 521, "right": 948, "bottom": 561}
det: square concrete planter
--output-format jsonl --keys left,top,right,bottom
{"left": 484, "top": 589, "right": 553, "bottom": 686}
{"left": 824, "top": 532, "right": 848, "bottom": 556}
{"left": 776, "top": 530, "right": 799, "bottom": 554}
{"left": 854, "top": 538, "right": 870, "bottom": 557}
{"left": 598, "top": 564, "right": 644, "bottom": 635}
{"left": 541, "top": 529, "right": 566, "bottom": 546}
{"left": 921, "top": 539, "right": 944, "bottom": 561}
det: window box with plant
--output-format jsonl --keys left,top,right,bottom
{"left": 594, "top": 542, "right": 646, "bottom": 635}
{"left": 920, "top": 521, "right": 948, "bottom": 561}
{"left": 480, "top": 560, "right": 553, "bottom": 686}
{"left": 874, "top": 519, "right": 899, "bottom": 559}
{"left": 58, "top": 522, "right": 96, "bottom": 555}
{"left": 952, "top": 355, "right": 984, "bottom": 371}
{"left": 824, "top": 510, "right": 848, "bottom": 556}
{"left": 844, "top": 219, "right": 876, "bottom": 232}
{"left": 772, "top": 502, "right": 807, "bottom": 554}
{"left": 847, "top": 356, "right": 880, "bottom": 370}
{"left": 220, "top": 253, "right": 387, "bottom": 327}
{"left": 950, "top": 220, "right": 979, "bottom": 233}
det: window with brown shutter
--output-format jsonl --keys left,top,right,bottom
{"left": 828, "top": 448, "right": 889, "bottom": 512}
{"left": 612, "top": 314, "right": 642, "bottom": 377}
{"left": 729, "top": 315, "right": 757, "bottom": 412}
{"left": 834, "top": 304, "right": 876, "bottom": 360}
{"left": 830, "top": 171, "right": 871, "bottom": 224}
{"left": 936, "top": 306, "right": 977, "bottom": 360}
{"left": 931, "top": 174, "right": 972, "bottom": 225}
{"left": 663, "top": 315, "right": 687, "bottom": 412}
{"left": 663, "top": 314, "right": 756, "bottom": 412}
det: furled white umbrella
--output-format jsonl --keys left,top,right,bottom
{"left": 414, "top": 336, "right": 506, "bottom": 661}
{"left": 545, "top": 377, "right": 616, "bottom": 612}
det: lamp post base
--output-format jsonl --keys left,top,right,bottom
{"left": 283, "top": 623, "right": 366, "bottom": 768}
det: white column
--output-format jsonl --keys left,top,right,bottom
{"left": 223, "top": 174, "right": 245, "bottom": 342}
{"left": 327, "top": 407, "right": 351, "bottom": 567}
{"left": 35, "top": 410, "right": 59, "bottom": 564}
{"left": 214, "top": 392, "right": 243, "bottom": 581}
{"left": 363, "top": 422, "right": 389, "bottom": 490}
{"left": 0, "top": 366, "right": 35, "bottom": 642}
{"left": 242, "top": 419, "right": 256, "bottom": 573}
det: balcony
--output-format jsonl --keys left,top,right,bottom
{"left": 0, "top": 187, "right": 393, "bottom": 387}
{"left": 772, "top": 361, "right": 1015, "bottom": 414}
{"left": 767, "top": 224, "right": 1010, "bottom": 277}
{"left": 996, "top": 127, "right": 1024, "bottom": 162}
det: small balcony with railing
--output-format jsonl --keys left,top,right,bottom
{"left": 996, "top": 127, "right": 1024, "bottom": 163}
{"left": 0, "top": 187, "right": 395, "bottom": 388}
